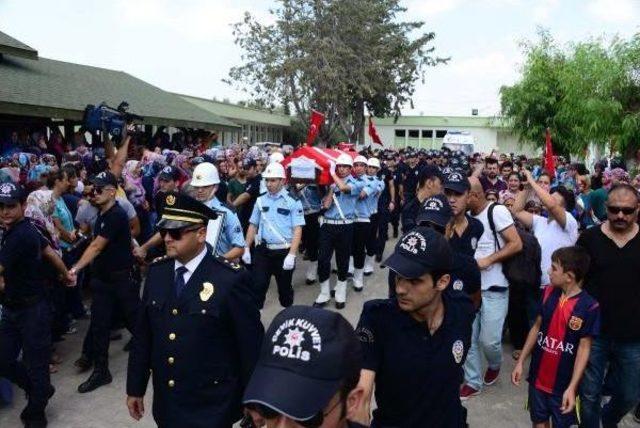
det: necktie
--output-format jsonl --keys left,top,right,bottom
{"left": 174, "top": 266, "right": 188, "bottom": 297}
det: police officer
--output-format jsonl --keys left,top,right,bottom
{"left": 400, "top": 165, "right": 443, "bottom": 233}
{"left": 314, "top": 154, "right": 368, "bottom": 309}
{"left": 350, "top": 155, "right": 376, "bottom": 292}
{"left": 243, "top": 306, "right": 369, "bottom": 428}
{"left": 70, "top": 171, "right": 139, "bottom": 393}
{"left": 0, "top": 183, "right": 74, "bottom": 428}
{"left": 243, "top": 162, "right": 305, "bottom": 309}
{"left": 363, "top": 158, "right": 385, "bottom": 276}
{"left": 232, "top": 158, "right": 262, "bottom": 235}
{"left": 293, "top": 182, "right": 323, "bottom": 285}
{"left": 355, "top": 227, "right": 475, "bottom": 427}
{"left": 126, "top": 192, "right": 263, "bottom": 428}
{"left": 401, "top": 150, "right": 421, "bottom": 204}
{"left": 375, "top": 155, "right": 396, "bottom": 262}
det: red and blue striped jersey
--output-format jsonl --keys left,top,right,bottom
{"left": 527, "top": 286, "right": 600, "bottom": 395}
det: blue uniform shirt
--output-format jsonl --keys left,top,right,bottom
{"left": 205, "top": 197, "right": 245, "bottom": 256}
{"left": 354, "top": 174, "right": 375, "bottom": 219}
{"left": 355, "top": 293, "right": 475, "bottom": 427}
{"left": 324, "top": 175, "right": 367, "bottom": 220}
{"left": 365, "top": 174, "right": 385, "bottom": 214}
{"left": 249, "top": 189, "right": 305, "bottom": 245}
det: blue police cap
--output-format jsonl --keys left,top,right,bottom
{"left": 0, "top": 182, "right": 24, "bottom": 204}
{"left": 384, "top": 226, "right": 452, "bottom": 279}
{"left": 444, "top": 171, "right": 470, "bottom": 194}
{"left": 158, "top": 165, "right": 180, "bottom": 181}
{"left": 417, "top": 194, "right": 453, "bottom": 229}
{"left": 243, "top": 306, "right": 362, "bottom": 421}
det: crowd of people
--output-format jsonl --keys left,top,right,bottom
{"left": 0, "top": 125, "right": 639, "bottom": 427}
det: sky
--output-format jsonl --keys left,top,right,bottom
{"left": 1, "top": 0, "right": 639, "bottom": 117}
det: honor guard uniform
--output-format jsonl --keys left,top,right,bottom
{"left": 243, "top": 163, "right": 305, "bottom": 309}
{"left": 350, "top": 155, "right": 376, "bottom": 292}
{"left": 356, "top": 227, "right": 475, "bottom": 428}
{"left": 314, "top": 154, "right": 368, "bottom": 309}
{"left": 190, "top": 162, "right": 245, "bottom": 259}
{"left": 295, "top": 183, "right": 323, "bottom": 285}
{"left": 363, "top": 158, "right": 385, "bottom": 276}
{"left": 126, "top": 192, "right": 264, "bottom": 428}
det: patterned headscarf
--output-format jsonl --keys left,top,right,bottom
{"left": 24, "top": 189, "right": 60, "bottom": 250}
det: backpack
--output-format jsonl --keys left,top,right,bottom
{"left": 487, "top": 203, "right": 542, "bottom": 290}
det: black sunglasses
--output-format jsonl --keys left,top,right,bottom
{"left": 606, "top": 205, "right": 637, "bottom": 215}
{"left": 246, "top": 399, "right": 341, "bottom": 428}
{"left": 159, "top": 226, "right": 203, "bottom": 240}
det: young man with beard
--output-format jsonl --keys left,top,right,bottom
{"left": 477, "top": 157, "right": 507, "bottom": 194}
{"left": 355, "top": 227, "right": 474, "bottom": 427}
{"left": 577, "top": 183, "right": 640, "bottom": 428}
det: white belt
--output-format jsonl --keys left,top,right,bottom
{"left": 322, "top": 218, "right": 353, "bottom": 225}
{"left": 265, "top": 243, "right": 291, "bottom": 250}
{"left": 355, "top": 217, "right": 370, "bottom": 223}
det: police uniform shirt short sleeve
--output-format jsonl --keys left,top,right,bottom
{"left": 448, "top": 215, "right": 484, "bottom": 258}
{"left": 207, "top": 198, "right": 245, "bottom": 255}
{"left": 249, "top": 201, "right": 261, "bottom": 227}
{"left": 0, "top": 219, "right": 47, "bottom": 301}
{"left": 290, "top": 198, "right": 305, "bottom": 227}
{"left": 355, "top": 294, "right": 475, "bottom": 427}
{"left": 93, "top": 202, "right": 133, "bottom": 275}
{"left": 531, "top": 213, "right": 579, "bottom": 285}
{"left": 473, "top": 203, "right": 513, "bottom": 289}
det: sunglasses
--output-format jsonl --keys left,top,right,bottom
{"left": 90, "top": 185, "right": 114, "bottom": 195}
{"left": 159, "top": 226, "right": 203, "bottom": 240}
{"left": 246, "top": 400, "right": 341, "bottom": 428}
{"left": 606, "top": 206, "right": 637, "bottom": 215}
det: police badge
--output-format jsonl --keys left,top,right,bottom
{"left": 452, "top": 340, "right": 464, "bottom": 364}
{"left": 200, "top": 282, "right": 215, "bottom": 302}
{"left": 568, "top": 316, "right": 583, "bottom": 331}
{"left": 452, "top": 279, "right": 464, "bottom": 291}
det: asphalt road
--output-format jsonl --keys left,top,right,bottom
{"left": 1, "top": 242, "right": 637, "bottom": 427}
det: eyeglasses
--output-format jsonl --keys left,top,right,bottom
{"left": 606, "top": 206, "right": 637, "bottom": 215}
{"left": 246, "top": 399, "right": 341, "bottom": 428}
{"left": 159, "top": 226, "right": 203, "bottom": 240}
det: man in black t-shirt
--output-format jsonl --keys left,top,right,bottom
{"left": 70, "top": 171, "right": 139, "bottom": 394}
{"left": 232, "top": 158, "right": 262, "bottom": 234}
{"left": 576, "top": 183, "right": 640, "bottom": 428}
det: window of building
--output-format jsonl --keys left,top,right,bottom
{"left": 422, "top": 130, "right": 433, "bottom": 138}
{"left": 395, "top": 129, "right": 406, "bottom": 137}
{"left": 435, "top": 130, "right": 447, "bottom": 138}
{"left": 408, "top": 129, "right": 419, "bottom": 138}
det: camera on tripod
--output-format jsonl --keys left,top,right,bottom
{"left": 83, "top": 101, "right": 144, "bottom": 145}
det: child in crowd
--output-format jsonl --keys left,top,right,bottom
{"left": 512, "top": 246, "right": 600, "bottom": 428}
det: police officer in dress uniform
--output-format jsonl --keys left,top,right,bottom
{"left": 355, "top": 227, "right": 475, "bottom": 427}
{"left": 314, "top": 154, "right": 368, "bottom": 309}
{"left": 243, "top": 306, "right": 369, "bottom": 428}
{"left": 70, "top": 172, "right": 140, "bottom": 394}
{"left": 126, "top": 192, "right": 263, "bottom": 428}
{"left": 243, "top": 163, "right": 305, "bottom": 309}
{"left": 0, "top": 183, "right": 74, "bottom": 428}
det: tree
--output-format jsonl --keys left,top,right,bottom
{"left": 226, "top": 0, "right": 446, "bottom": 145}
{"left": 501, "top": 29, "right": 640, "bottom": 156}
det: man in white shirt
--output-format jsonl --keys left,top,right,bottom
{"left": 512, "top": 169, "right": 579, "bottom": 285}
{"left": 460, "top": 177, "right": 522, "bottom": 400}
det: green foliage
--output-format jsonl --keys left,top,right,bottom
{"left": 501, "top": 29, "right": 640, "bottom": 156}
{"left": 226, "top": 0, "right": 446, "bottom": 144}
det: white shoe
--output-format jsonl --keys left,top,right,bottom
{"left": 353, "top": 269, "right": 364, "bottom": 292}
{"left": 334, "top": 280, "right": 347, "bottom": 309}
{"left": 305, "top": 262, "right": 317, "bottom": 285}
{"left": 363, "top": 255, "right": 375, "bottom": 276}
{"left": 313, "top": 281, "right": 331, "bottom": 307}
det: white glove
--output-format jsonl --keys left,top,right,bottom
{"left": 329, "top": 161, "right": 336, "bottom": 175}
{"left": 242, "top": 248, "right": 252, "bottom": 265}
{"left": 282, "top": 254, "right": 296, "bottom": 270}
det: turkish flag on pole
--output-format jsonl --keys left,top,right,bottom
{"left": 305, "top": 110, "right": 325, "bottom": 146}
{"left": 368, "top": 116, "right": 383, "bottom": 146}
{"left": 544, "top": 128, "right": 556, "bottom": 177}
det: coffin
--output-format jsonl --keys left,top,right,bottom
{"left": 282, "top": 146, "right": 357, "bottom": 185}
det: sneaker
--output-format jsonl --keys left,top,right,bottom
{"left": 483, "top": 368, "right": 500, "bottom": 386}
{"left": 459, "top": 384, "right": 480, "bottom": 401}
{"left": 633, "top": 402, "right": 640, "bottom": 423}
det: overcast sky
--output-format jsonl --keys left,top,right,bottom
{"left": 1, "top": 0, "right": 639, "bottom": 116}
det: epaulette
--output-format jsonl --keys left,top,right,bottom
{"left": 150, "top": 255, "right": 172, "bottom": 265}
{"left": 215, "top": 255, "right": 243, "bottom": 272}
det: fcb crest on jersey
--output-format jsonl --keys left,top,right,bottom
{"left": 568, "top": 316, "right": 583, "bottom": 331}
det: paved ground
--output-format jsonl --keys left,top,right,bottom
{"left": 0, "top": 242, "right": 637, "bottom": 427}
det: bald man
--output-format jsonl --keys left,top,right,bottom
{"left": 460, "top": 176, "right": 522, "bottom": 400}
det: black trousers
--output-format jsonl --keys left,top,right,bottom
{"left": 0, "top": 299, "right": 51, "bottom": 413}
{"left": 366, "top": 213, "right": 380, "bottom": 257}
{"left": 352, "top": 221, "right": 372, "bottom": 269}
{"left": 89, "top": 273, "right": 139, "bottom": 370}
{"left": 252, "top": 245, "right": 294, "bottom": 309}
{"left": 302, "top": 212, "right": 320, "bottom": 262}
{"left": 318, "top": 223, "right": 354, "bottom": 282}
{"left": 507, "top": 284, "right": 539, "bottom": 350}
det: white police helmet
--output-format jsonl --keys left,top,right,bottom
{"left": 336, "top": 153, "right": 353, "bottom": 167}
{"left": 269, "top": 152, "right": 285, "bottom": 164}
{"left": 190, "top": 162, "right": 220, "bottom": 187}
{"left": 353, "top": 155, "right": 368, "bottom": 165}
{"left": 262, "top": 162, "right": 286, "bottom": 179}
{"left": 367, "top": 158, "right": 381, "bottom": 169}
